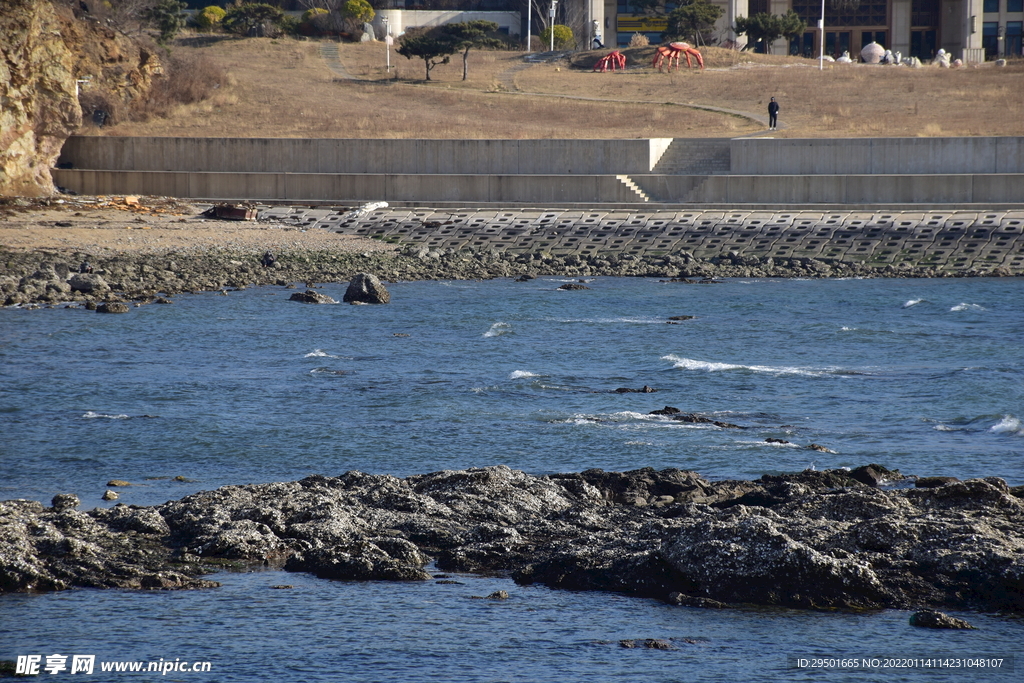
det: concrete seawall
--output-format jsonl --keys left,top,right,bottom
{"left": 55, "top": 136, "right": 1024, "bottom": 205}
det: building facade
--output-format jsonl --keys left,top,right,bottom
{"left": 606, "top": 0, "right": 1023, "bottom": 60}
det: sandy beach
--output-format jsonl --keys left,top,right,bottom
{"left": 0, "top": 195, "right": 391, "bottom": 255}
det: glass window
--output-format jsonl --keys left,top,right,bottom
{"left": 1007, "top": 22, "right": 1022, "bottom": 57}
{"left": 983, "top": 21, "right": 999, "bottom": 58}
{"left": 984, "top": 0, "right": 999, "bottom": 12}
{"left": 1008, "top": 0, "right": 1023, "bottom": 12}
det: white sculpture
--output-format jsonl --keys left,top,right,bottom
{"left": 836, "top": 50, "right": 853, "bottom": 63}
{"left": 861, "top": 42, "right": 884, "bottom": 64}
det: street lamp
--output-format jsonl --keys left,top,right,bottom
{"left": 549, "top": 0, "right": 557, "bottom": 52}
{"left": 382, "top": 16, "right": 391, "bottom": 72}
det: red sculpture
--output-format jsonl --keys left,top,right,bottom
{"left": 652, "top": 42, "right": 704, "bottom": 71}
{"left": 593, "top": 50, "right": 627, "bottom": 72}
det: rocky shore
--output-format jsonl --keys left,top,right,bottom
{"left": 5, "top": 197, "right": 1020, "bottom": 308}
{"left": 4, "top": 465, "right": 1023, "bottom": 614}
{"left": 1, "top": 239, "right": 1005, "bottom": 309}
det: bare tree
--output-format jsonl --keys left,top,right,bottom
{"left": 103, "top": 0, "right": 156, "bottom": 35}
{"left": 529, "top": 0, "right": 588, "bottom": 49}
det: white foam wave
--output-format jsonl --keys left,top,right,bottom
{"left": 557, "top": 317, "right": 664, "bottom": 325}
{"left": 83, "top": 411, "right": 129, "bottom": 420}
{"left": 508, "top": 370, "right": 539, "bottom": 380}
{"left": 840, "top": 326, "right": 857, "bottom": 332}
{"left": 483, "top": 322, "right": 512, "bottom": 338}
{"left": 902, "top": 299, "right": 924, "bottom": 308}
{"left": 933, "top": 424, "right": 959, "bottom": 432}
{"left": 950, "top": 303, "right": 985, "bottom": 312}
{"left": 990, "top": 415, "right": 1023, "bottom": 436}
{"left": 661, "top": 355, "right": 833, "bottom": 377}
{"left": 305, "top": 349, "right": 340, "bottom": 358}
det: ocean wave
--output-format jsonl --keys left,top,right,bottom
{"left": 508, "top": 370, "right": 540, "bottom": 380}
{"left": 950, "top": 303, "right": 985, "bottom": 312}
{"left": 839, "top": 326, "right": 857, "bottom": 332}
{"left": 661, "top": 355, "right": 847, "bottom": 377}
{"left": 305, "top": 349, "right": 340, "bottom": 358}
{"left": 902, "top": 299, "right": 925, "bottom": 308}
{"left": 556, "top": 317, "right": 665, "bottom": 325}
{"left": 990, "top": 415, "right": 1023, "bottom": 436}
{"left": 483, "top": 322, "right": 512, "bottom": 338}
{"left": 83, "top": 411, "right": 129, "bottom": 419}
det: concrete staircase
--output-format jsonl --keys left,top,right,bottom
{"left": 651, "top": 139, "right": 731, "bottom": 175}
{"left": 615, "top": 175, "right": 651, "bottom": 202}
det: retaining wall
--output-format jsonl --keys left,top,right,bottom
{"left": 57, "top": 138, "right": 670, "bottom": 175}
{"left": 52, "top": 170, "right": 642, "bottom": 204}
{"left": 731, "top": 137, "right": 1024, "bottom": 175}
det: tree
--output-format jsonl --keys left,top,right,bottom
{"left": 144, "top": 0, "right": 188, "bottom": 44}
{"left": 222, "top": 3, "right": 286, "bottom": 37}
{"left": 735, "top": 13, "right": 782, "bottom": 53}
{"left": 397, "top": 28, "right": 459, "bottom": 81}
{"left": 340, "top": 0, "right": 374, "bottom": 35}
{"left": 778, "top": 10, "right": 808, "bottom": 43}
{"left": 663, "top": 0, "right": 724, "bottom": 46}
{"left": 439, "top": 21, "right": 502, "bottom": 81}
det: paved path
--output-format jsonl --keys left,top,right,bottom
{"left": 260, "top": 206, "right": 1024, "bottom": 273}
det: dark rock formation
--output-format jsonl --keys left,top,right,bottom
{"left": 614, "top": 386, "right": 657, "bottom": 393}
{"left": 557, "top": 283, "right": 590, "bottom": 290}
{"left": 909, "top": 610, "right": 976, "bottom": 629}
{"left": 68, "top": 273, "right": 109, "bottom": 294}
{"left": 2, "top": 466, "right": 1023, "bottom": 617}
{"left": 96, "top": 301, "right": 129, "bottom": 313}
{"left": 343, "top": 273, "right": 390, "bottom": 304}
{"left": 0, "top": 499, "right": 217, "bottom": 592}
{"left": 288, "top": 289, "right": 338, "bottom": 304}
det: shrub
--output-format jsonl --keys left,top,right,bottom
{"left": 539, "top": 24, "right": 574, "bottom": 50}
{"left": 132, "top": 52, "right": 225, "bottom": 121}
{"left": 195, "top": 6, "right": 226, "bottom": 32}
{"left": 629, "top": 32, "right": 650, "bottom": 47}
{"left": 222, "top": 3, "right": 285, "bottom": 37}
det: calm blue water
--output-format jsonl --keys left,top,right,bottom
{"left": 2, "top": 276, "right": 1023, "bottom": 681}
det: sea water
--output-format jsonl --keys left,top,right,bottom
{"left": 2, "top": 276, "right": 1022, "bottom": 681}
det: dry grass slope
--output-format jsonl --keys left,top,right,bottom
{"left": 92, "top": 37, "right": 1024, "bottom": 140}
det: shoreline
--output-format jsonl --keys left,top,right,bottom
{"left": 3, "top": 464, "right": 1023, "bottom": 617}
{"left": 4, "top": 197, "right": 1021, "bottom": 309}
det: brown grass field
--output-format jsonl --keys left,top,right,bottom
{"left": 94, "top": 36, "right": 1024, "bottom": 140}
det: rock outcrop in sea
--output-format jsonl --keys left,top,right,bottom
{"left": 3, "top": 466, "right": 1022, "bottom": 614}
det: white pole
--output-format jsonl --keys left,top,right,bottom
{"left": 549, "top": 1, "right": 557, "bottom": 52}
{"left": 819, "top": 0, "right": 825, "bottom": 70}
{"left": 527, "top": 0, "right": 532, "bottom": 53}
{"left": 383, "top": 17, "right": 390, "bottom": 72}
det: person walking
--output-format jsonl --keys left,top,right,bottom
{"left": 768, "top": 97, "right": 779, "bottom": 130}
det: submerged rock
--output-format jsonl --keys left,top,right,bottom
{"left": 909, "top": 610, "right": 976, "bottom": 629}
{"left": 288, "top": 290, "right": 337, "bottom": 304}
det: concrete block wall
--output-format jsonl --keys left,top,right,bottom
{"left": 731, "top": 137, "right": 1024, "bottom": 175}
{"left": 58, "top": 138, "right": 671, "bottom": 175}
{"left": 51, "top": 170, "right": 640, "bottom": 204}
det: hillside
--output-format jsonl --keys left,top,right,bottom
{"left": 89, "top": 37, "right": 1024, "bottom": 140}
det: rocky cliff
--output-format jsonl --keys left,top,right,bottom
{"left": 0, "top": 0, "right": 79, "bottom": 197}
{"left": 0, "top": 0, "right": 160, "bottom": 197}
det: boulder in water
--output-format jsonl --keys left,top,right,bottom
{"left": 343, "top": 273, "right": 390, "bottom": 304}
